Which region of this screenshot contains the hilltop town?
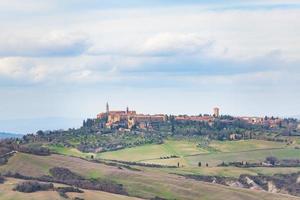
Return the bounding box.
[94,103,299,133]
[96,103,166,130]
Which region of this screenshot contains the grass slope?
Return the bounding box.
[48,145,95,158]
[98,139,207,162]
[1,153,300,200]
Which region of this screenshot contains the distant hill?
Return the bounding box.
[0,132,23,139]
[0,117,82,134]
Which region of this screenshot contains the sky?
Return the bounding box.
[0,0,300,133]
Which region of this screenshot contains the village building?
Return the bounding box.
[213,107,220,117]
[97,103,166,129]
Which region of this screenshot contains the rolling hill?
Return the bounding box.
[1,152,299,200]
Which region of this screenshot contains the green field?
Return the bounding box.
[185,147,300,167]
[95,139,299,167]
[47,144,96,158]
[98,139,207,162]
[208,140,287,152]
[96,139,208,166]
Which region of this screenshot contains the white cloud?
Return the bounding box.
[139,33,213,56]
[0,31,90,57]
[0,3,299,87]
[79,7,300,62]
[0,58,31,78]
[0,1,53,12]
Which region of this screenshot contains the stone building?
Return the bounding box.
[97,103,165,129]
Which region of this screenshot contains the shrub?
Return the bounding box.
[56,186,83,198]
[49,167,127,195]
[17,145,50,156]
[0,176,5,184]
[265,156,278,165]
[49,167,83,181]
[73,197,84,200]
[13,181,54,193]
[0,157,8,165]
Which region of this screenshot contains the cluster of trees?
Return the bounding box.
[0,139,50,158]
[0,139,15,155]
[21,128,163,153]
[0,157,8,165]
[265,157,300,167]
[17,145,50,156]
[4,167,127,195]
[13,180,84,199]
[0,176,5,184]
[218,157,300,168]
[49,167,127,195]
[159,155,179,159]
[107,159,177,168]
[13,181,54,193]
[56,186,83,198]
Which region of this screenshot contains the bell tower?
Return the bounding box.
[106,102,109,113]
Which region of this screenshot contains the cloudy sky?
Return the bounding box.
[0,0,300,133]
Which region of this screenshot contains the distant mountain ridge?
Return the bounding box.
[0,132,23,139]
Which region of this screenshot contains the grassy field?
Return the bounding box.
[185,147,300,167]
[208,140,287,152]
[47,144,95,158]
[98,139,207,162]
[1,153,300,200]
[96,139,299,167]
[0,178,141,200]
[141,148,300,168]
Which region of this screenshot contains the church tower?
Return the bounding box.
[126,106,129,114]
[106,102,109,113]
